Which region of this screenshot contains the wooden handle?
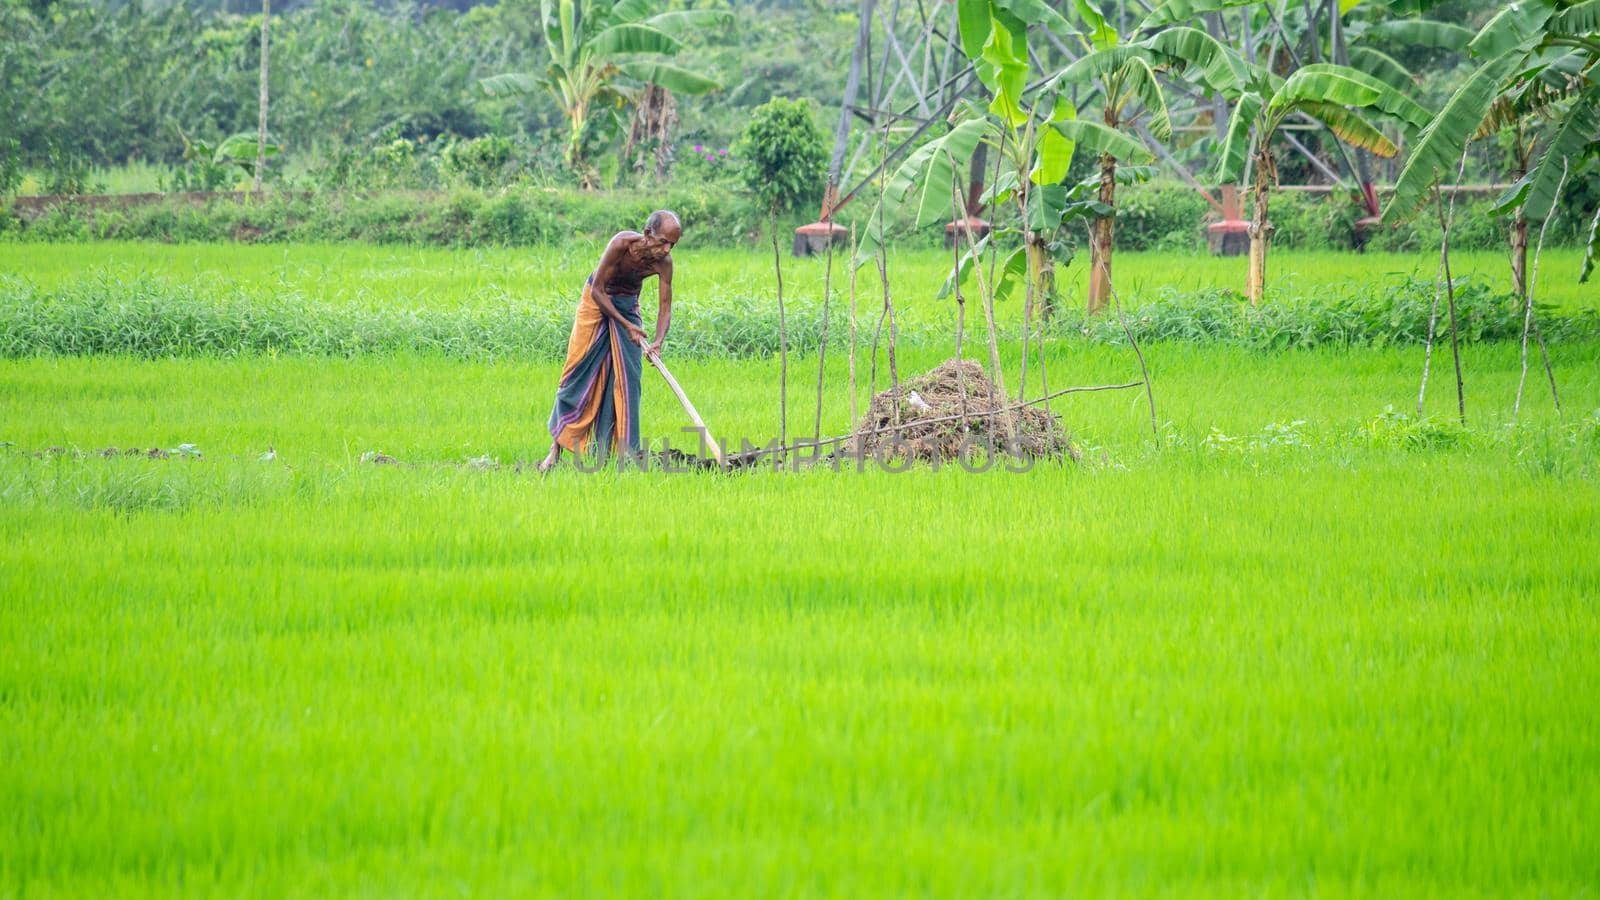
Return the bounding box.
[644,350,727,467]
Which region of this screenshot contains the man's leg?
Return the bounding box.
[537,443,563,472]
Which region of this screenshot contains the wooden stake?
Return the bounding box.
[1435,183,1466,424]
[254,0,269,193]
[952,146,1014,450]
[815,205,835,443]
[1014,105,1039,399]
[867,137,886,404]
[1418,152,1468,416]
[877,149,900,431]
[848,223,859,427]
[1516,157,1567,420]
[948,158,971,431]
[1092,231,1158,443]
[771,207,788,455]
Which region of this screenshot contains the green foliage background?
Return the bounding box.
[1,0,1593,254]
[0,0,854,185]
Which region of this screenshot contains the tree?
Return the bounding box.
[1217,62,1429,303]
[254,0,269,193]
[1385,0,1600,284]
[946,0,1152,319]
[623,83,677,181]
[480,0,727,188]
[738,97,828,215]
[1047,8,1233,313]
[740,97,828,450]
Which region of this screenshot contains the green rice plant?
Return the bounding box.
[1357,404,1470,450]
[6,243,1599,317]
[6,267,1597,362]
[0,317,1595,895]
[1053,276,1599,351]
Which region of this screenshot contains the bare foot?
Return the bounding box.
[536,446,561,473]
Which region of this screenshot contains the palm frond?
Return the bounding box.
[1360,19,1472,51]
[1272,63,1430,130]
[1347,47,1417,92]
[1520,95,1600,222]
[1299,102,1398,156]
[616,60,721,95]
[1468,0,1555,59]
[1215,91,1261,184]
[1383,51,1524,222]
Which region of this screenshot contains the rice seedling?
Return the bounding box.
[2,243,1597,896]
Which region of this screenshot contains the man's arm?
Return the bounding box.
[648,258,673,356]
[590,235,648,345]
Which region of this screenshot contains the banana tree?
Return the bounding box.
[480,0,726,187]
[1385,0,1600,284]
[1217,62,1429,303]
[857,98,1147,408]
[1140,0,1462,233]
[1474,51,1591,295]
[926,0,1157,317]
[1046,14,1237,313]
[1341,11,1470,219]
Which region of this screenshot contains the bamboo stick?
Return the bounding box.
[815,206,835,443]
[848,223,859,426]
[644,348,726,467]
[1515,157,1567,420]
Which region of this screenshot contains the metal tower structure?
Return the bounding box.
[795,0,1395,257]
[794,0,1000,255]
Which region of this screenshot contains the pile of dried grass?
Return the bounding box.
[845,359,1078,463]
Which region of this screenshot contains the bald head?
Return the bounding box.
[645,209,681,241]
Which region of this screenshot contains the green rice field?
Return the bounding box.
[2,242,1598,896]
[7,242,1596,317]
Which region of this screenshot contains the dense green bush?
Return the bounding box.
[738,98,828,215]
[675,142,740,189]
[0,0,545,170]
[440,135,519,189]
[1103,182,1588,254]
[1053,275,1598,350]
[2,186,776,247]
[5,269,1594,362]
[4,178,1591,255]
[0,274,856,361]
[1111,184,1212,251]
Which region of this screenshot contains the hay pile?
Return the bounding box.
[845,359,1078,463]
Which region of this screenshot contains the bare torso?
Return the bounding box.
[596,231,668,297]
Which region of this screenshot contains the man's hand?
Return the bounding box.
[625,322,648,347]
[646,338,663,358]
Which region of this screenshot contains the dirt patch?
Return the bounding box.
[845,359,1078,464]
[651,447,765,471]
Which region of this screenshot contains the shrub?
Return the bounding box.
[1050,275,1599,351]
[738,98,827,215]
[1112,184,1210,252]
[5,272,1596,362]
[440,135,518,189]
[676,142,739,188]
[0,139,24,198]
[40,145,102,196]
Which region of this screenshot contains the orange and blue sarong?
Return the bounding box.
[547,276,643,455]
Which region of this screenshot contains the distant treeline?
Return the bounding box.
[6,182,1590,253]
[1,0,852,176]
